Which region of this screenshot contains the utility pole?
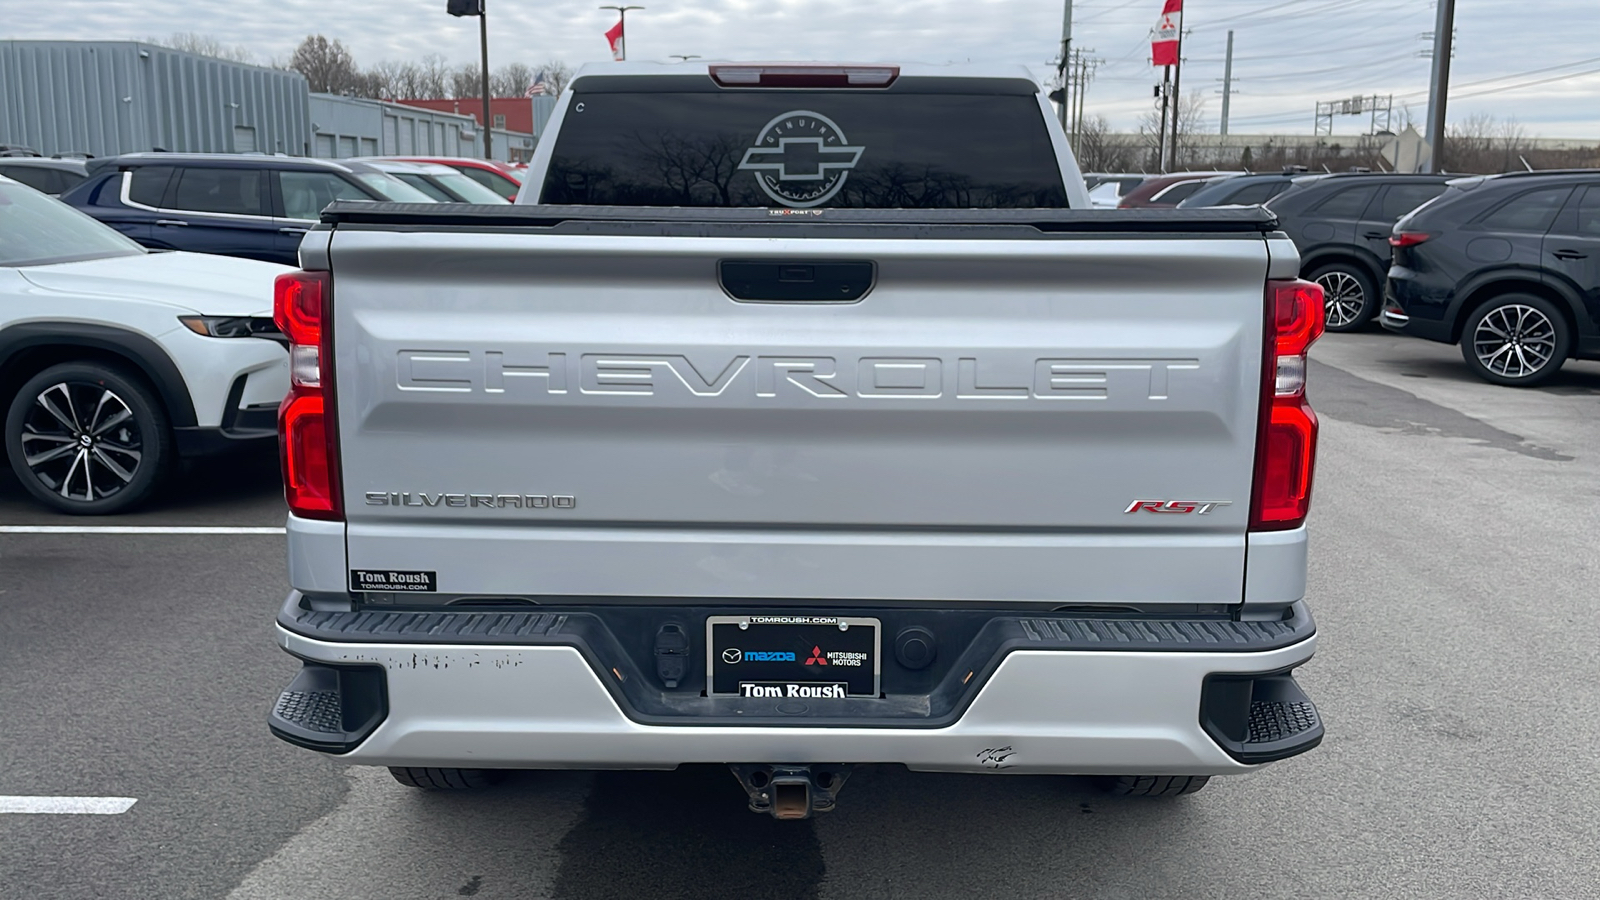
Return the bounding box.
[1056,0,1073,133]
[1424,0,1455,172]
[478,1,493,161]
[1156,71,1171,173]
[599,5,645,61]
[1074,53,1090,142]
[1220,30,1234,137]
[1167,14,1184,172]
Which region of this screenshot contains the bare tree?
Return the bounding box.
[536,60,576,96]
[414,54,453,99]
[145,32,254,63]
[289,35,362,94]
[492,63,535,98]
[1074,116,1139,173]
[450,63,482,101]
[1138,91,1208,170]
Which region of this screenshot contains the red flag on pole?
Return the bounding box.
[605,19,625,61]
[1151,0,1182,66]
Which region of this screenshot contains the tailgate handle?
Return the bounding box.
[719,260,875,303]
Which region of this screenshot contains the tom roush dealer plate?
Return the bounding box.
[707,615,881,699]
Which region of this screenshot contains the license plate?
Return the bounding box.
[707,615,880,698]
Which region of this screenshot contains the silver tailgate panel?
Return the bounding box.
[330,230,1268,605]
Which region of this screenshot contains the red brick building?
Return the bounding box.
[395,98,532,135]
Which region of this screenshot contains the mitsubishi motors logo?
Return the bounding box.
[738,110,865,208]
[804,646,829,666]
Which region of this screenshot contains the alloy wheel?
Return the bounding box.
[1316,271,1366,329]
[1472,304,1557,380]
[18,382,143,503]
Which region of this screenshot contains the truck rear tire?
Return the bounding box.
[388,767,503,790]
[1097,775,1210,796]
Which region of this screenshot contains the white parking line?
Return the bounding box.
[0,796,138,815]
[0,525,285,534]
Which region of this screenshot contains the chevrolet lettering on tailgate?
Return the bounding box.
[396,350,1201,401]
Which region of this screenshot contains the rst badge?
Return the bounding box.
[1125,500,1233,515]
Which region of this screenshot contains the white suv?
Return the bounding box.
[0,175,288,514]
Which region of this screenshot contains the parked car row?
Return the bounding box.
[1092,166,1600,386]
[57,153,519,267]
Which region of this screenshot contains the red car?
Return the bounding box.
[1118,171,1243,209]
[378,157,523,201]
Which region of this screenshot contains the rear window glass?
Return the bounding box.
[541,92,1068,209]
[0,166,55,193]
[1310,185,1377,219]
[170,167,267,216]
[1378,183,1447,221]
[1476,187,1572,233]
[1226,181,1286,206]
[128,165,175,206]
[1154,180,1206,204]
[1575,186,1600,237]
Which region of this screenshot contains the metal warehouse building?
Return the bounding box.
[308,94,534,162]
[310,94,478,159]
[1,41,311,157]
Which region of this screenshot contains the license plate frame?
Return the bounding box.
[706,615,881,699]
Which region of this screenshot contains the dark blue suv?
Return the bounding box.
[60,154,434,266]
[1384,170,1600,386]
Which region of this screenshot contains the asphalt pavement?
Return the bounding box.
[2,330,1598,900]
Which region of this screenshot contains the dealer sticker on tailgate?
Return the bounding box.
[349,569,437,592]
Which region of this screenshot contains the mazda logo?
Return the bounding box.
[721,648,742,664]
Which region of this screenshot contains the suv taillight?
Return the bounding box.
[1251,280,1325,531]
[274,271,342,520]
[1388,232,1430,247]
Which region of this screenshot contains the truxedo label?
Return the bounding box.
[396,351,1201,402]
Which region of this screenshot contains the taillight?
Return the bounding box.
[1388,232,1430,247]
[274,271,342,520]
[1251,280,1325,531]
[709,65,900,88]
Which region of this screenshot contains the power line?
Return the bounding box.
[1450,65,1600,100]
[1395,55,1600,98]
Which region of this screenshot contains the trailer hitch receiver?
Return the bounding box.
[729,764,854,820]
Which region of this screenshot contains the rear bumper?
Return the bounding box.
[1383,267,1454,343]
[271,603,1321,775]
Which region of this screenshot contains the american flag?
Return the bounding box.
[525,72,549,97]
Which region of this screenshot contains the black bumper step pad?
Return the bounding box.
[268,663,387,754]
[274,689,343,734]
[1201,673,1324,764]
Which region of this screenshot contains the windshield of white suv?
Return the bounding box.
[432,170,511,203]
[353,172,438,203]
[0,180,145,267]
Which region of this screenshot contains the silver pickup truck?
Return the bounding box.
[268,63,1327,817]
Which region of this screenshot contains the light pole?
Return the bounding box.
[600,6,645,61]
[446,0,493,161]
[478,3,492,161]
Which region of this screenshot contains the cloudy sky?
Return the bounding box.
[9,0,1599,138]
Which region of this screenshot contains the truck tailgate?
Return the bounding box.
[325,219,1270,606]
